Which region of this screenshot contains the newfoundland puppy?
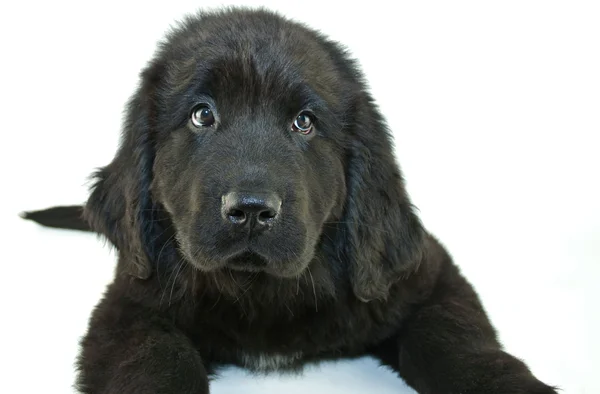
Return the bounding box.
[23,7,557,394]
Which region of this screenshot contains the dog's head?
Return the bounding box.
[85,8,425,302]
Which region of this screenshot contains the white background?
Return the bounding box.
[0,1,598,393]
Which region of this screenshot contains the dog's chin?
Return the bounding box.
[263,261,309,279]
[225,250,311,279]
[225,251,269,272]
[184,248,310,279]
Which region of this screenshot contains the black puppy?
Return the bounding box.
[23,8,557,394]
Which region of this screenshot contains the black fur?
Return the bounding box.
[24,8,558,394]
[21,205,89,232]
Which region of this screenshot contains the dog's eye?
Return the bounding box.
[191,105,215,128]
[292,112,314,134]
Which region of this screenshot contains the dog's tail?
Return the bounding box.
[20,205,92,232]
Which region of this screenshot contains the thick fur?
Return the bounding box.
[21,205,89,232]
[25,8,557,394]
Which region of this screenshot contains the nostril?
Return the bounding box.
[221,192,281,227]
[258,209,278,223]
[227,209,246,224]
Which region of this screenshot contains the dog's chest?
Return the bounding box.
[238,351,303,372]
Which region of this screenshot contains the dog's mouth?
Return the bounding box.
[225,250,269,272]
[179,223,314,277]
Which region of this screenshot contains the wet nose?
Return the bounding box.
[221,192,282,228]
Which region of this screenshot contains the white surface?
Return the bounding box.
[0,1,598,393]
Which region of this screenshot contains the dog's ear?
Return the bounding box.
[84,61,165,279]
[342,93,426,302]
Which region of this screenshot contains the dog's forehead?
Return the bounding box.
[162,13,343,107]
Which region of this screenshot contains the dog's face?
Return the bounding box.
[85,9,425,302]
[151,29,347,278]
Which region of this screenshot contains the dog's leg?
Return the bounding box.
[371,264,557,394]
[76,298,209,394]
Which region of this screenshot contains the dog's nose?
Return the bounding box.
[221,192,282,228]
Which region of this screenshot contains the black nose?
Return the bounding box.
[221,192,282,228]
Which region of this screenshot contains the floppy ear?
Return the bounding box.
[84,62,165,279]
[342,93,426,302]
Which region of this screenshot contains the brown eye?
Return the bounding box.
[191,105,215,128]
[292,112,314,134]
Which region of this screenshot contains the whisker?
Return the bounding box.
[168,259,186,306]
[160,257,183,307]
[229,270,248,317]
[155,229,176,289]
[235,272,259,302]
[307,266,318,312]
[208,291,222,312]
[323,221,395,236]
